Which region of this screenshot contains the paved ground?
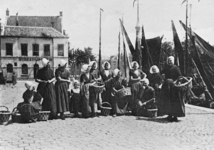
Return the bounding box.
[1,81,214,150]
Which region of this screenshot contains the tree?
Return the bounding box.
[68,47,96,67]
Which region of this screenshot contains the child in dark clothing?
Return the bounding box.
[70,80,81,117]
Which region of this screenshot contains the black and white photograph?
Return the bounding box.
[0,0,214,149]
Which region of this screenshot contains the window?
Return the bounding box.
[33,44,39,56]
[58,44,64,56]
[6,43,13,56]
[22,64,28,75]
[44,44,50,56]
[21,44,28,56]
[7,64,13,73]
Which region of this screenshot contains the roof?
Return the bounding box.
[3,26,67,38]
[6,16,62,33]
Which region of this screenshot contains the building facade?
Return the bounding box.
[0,9,69,79]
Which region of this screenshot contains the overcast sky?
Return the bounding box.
[0,0,213,56]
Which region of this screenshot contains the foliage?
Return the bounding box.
[69,47,96,66]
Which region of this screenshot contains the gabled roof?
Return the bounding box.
[4,26,67,38]
[6,16,62,33]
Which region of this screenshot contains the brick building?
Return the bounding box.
[0,9,69,79]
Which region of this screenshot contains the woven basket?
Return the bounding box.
[100,102,112,116]
[174,77,192,91]
[0,106,11,124]
[91,84,105,94]
[11,107,22,123]
[147,106,158,118]
[37,111,50,121]
[116,87,131,98]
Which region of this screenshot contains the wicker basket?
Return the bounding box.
[116,87,131,98]
[100,102,112,116]
[0,106,11,124]
[11,107,22,123]
[91,84,105,94]
[37,111,50,121]
[174,77,192,91]
[147,106,158,118]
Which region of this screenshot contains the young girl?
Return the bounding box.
[70,80,81,117]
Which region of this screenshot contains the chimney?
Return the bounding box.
[51,17,54,28]
[16,13,19,26]
[60,11,63,17]
[6,8,9,16]
[59,11,63,33]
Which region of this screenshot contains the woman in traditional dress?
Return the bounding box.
[89,61,103,117]
[129,61,146,86]
[80,64,95,118]
[17,81,43,123]
[159,56,184,122]
[55,59,70,120]
[129,61,146,115]
[100,61,112,103]
[148,65,163,97]
[110,69,129,117]
[36,58,57,119]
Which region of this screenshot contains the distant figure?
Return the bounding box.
[12,71,17,86]
[55,59,70,120]
[137,78,155,117]
[89,61,103,117]
[100,61,113,103]
[129,61,146,86]
[80,64,94,118]
[110,69,129,117]
[35,58,57,119]
[148,65,163,97]
[70,80,81,117]
[159,56,184,122]
[17,81,43,123]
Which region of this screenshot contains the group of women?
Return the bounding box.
[79,56,186,121]
[35,58,70,120]
[18,55,187,122]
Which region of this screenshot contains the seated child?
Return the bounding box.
[70,80,81,117]
[17,81,43,123]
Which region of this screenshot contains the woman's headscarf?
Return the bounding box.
[141,78,150,85]
[167,56,175,65]
[113,68,120,78]
[25,81,35,91]
[59,59,67,67]
[149,65,160,74]
[42,58,49,67]
[131,61,139,69]
[81,64,90,73]
[89,61,97,69]
[102,61,111,70]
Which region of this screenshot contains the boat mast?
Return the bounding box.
[185,0,188,76]
[99,8,103,71]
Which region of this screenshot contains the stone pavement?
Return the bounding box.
[1,82,214,150]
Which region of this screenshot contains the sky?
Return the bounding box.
[0,0,214,57]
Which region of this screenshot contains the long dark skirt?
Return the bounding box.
[110,95,130,115]
[55,82,69,113]
[158,79,185,117]
[37,83,57,113]
[131,81,144,115]
[80,84,91,117]
[70,93,81,115]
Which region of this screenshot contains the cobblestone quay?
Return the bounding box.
[1,82,214,150]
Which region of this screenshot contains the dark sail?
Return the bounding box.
[119,19,135,57]
[180,20,214,98]
[171,20,185,75]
